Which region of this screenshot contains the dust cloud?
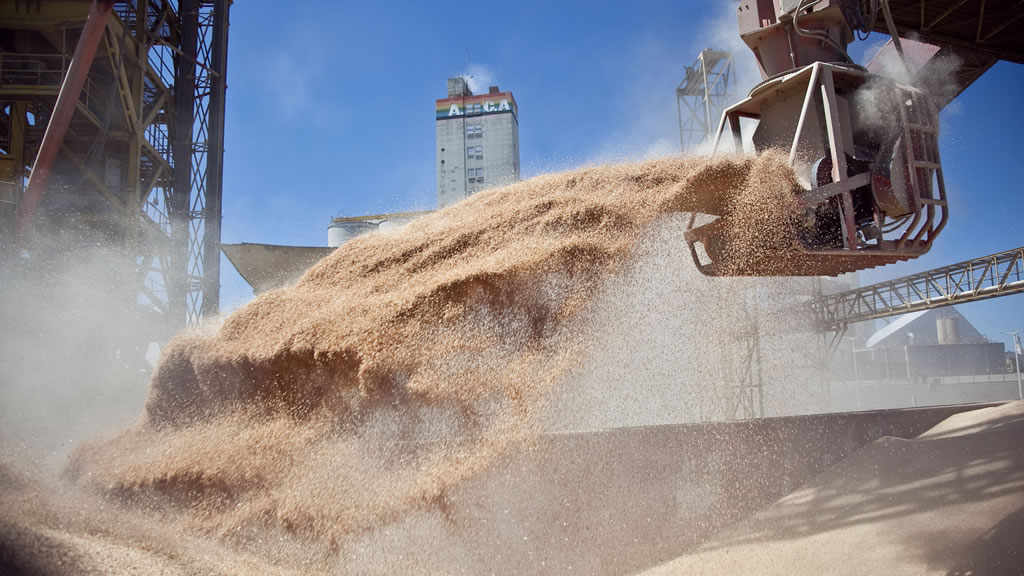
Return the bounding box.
[0,237,152,475]
[1,152,815,574]
[548,215,823,431]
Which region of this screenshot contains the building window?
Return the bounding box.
[468,167,484,183]
[466,124,482,138]
[466,145,482,160]
[465,103,482,115]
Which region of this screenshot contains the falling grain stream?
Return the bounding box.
[1,152,809,574]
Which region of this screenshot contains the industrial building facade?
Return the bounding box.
[436,78,519,208]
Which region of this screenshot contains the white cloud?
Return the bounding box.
[257,34,341,127]
[642,137,677,159]
[463,64,495,94]
[266,51,312,114]
[695,3,765,99]
[576,2,769,166]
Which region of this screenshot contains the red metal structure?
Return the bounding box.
[2,0,230,332]
[14,0,115,249]
[1,0,231,374]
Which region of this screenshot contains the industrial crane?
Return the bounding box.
[686,0,1021,277]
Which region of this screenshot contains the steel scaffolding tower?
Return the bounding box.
[0,0,229,368]
[676,49,734,153]
[697,285,766,421]
[177,0,229,323]
[725,318,765,421]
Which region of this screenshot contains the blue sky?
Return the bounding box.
[218,0,1024,346]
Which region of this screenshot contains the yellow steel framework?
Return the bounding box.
[0,0,229,369]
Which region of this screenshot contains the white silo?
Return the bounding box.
[327,220,378,247]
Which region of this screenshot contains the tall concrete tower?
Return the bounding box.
[436,77,520,208]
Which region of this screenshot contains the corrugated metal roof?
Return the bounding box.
[866,310,928,348]
[877,0,1024,64]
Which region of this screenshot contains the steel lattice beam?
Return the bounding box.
[676,49,734,153]
[811,247,1024,331]
[1,0,228,353]
[175,0,228,326]
[1,1,186,356]
[865,0,1024,65]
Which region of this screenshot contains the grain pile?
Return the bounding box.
[1,151,801,573]
[640,401,1024,576]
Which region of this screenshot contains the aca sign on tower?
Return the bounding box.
[436,97,516,119]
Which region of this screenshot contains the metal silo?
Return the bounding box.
[327,220,378,247]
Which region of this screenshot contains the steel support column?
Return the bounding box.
[15,0,115,248]
[201,0,229,317]
[171,0,198,329]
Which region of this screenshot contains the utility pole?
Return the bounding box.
[1001,330,1023,400]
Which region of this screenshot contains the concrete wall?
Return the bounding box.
[436,106,518,208]
[435,114,465,208]
[339,403,995,575]
[829,374,1021,412]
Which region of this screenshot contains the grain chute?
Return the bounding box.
[686,0,948,276]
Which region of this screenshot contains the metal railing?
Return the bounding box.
[0,53,109,123]
[0,53,68,86]
[832,372,1021,386]
[811,246,1024,331]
